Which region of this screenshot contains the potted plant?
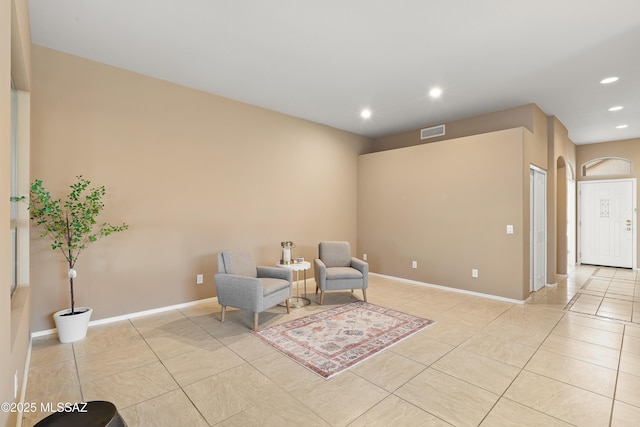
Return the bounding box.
[12,176,128,343]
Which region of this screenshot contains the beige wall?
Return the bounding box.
[522,105,550,287]
[369,103,540,154]
[576,138,640,268]
[3,1,31,426]
[548,117,577,278]
[359,104,552,300]
[30,46,371,332]
[358,128,528,300]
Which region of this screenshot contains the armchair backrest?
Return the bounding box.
[218,249,258,278]
[318,241,352,268]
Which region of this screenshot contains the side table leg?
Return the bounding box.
[284,266,310,309]
[303,269,307,297]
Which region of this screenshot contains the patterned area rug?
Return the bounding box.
[252,301,435,379]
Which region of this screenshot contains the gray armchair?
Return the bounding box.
[215,249,293,330]
[314,241,368,305]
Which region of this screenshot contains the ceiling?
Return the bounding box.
[28,0,640,144]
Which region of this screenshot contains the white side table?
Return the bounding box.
[277,261,311,308]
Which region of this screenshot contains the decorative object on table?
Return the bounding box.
[252,301,435,379]
[11,176,128,343]
[215,249,293,331]
[295,256,304,263]
[314,241,368,305]
[280,240,296,264]
[276,260,311,308]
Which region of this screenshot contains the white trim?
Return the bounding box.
[31,297,219,338]
[530,166,547,292]
[530,164,547,174]
[370,273,527,304]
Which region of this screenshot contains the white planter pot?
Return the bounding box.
[53,307,93,343]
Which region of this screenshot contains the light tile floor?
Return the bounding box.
[565,267,640,323]
[22,265,640,426]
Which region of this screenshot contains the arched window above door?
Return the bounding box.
[581,157,631,177]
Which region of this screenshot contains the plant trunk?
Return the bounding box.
[66,211,76,314]
[68,257,75,315]
[69,275,75,315]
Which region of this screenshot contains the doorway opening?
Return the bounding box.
[530,166,547,292]
[557,158,568,275]
[566,165,576,273]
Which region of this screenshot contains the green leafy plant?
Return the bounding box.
[11,176,128,314]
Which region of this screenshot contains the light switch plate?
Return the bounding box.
[506,225,514,234]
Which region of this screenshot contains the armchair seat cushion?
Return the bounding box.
[261,278,291,296]
[326,267,363,280]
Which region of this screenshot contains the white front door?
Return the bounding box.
[579,179,635,268]
[530,167,546,292]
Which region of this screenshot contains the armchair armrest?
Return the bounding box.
[350,257,369,288]
[350,257,368,274]
[257,266,293,283]
[314,258,327,285]
[214,273,263,310]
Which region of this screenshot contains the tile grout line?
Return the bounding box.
[122,315,213,425]
[565,269,639,325]
[608,324,626,427]
[476,308,570,426]
[71,342,84,403]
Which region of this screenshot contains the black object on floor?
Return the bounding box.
[33,401,126,427]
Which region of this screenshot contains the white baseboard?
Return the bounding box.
[370,273,527,305]
[31,297,219,338]
[32,272,531,338]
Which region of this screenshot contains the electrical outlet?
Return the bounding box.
[412,260,418,269]
[506,224,514,234]
[363,253,367,261]
[472,269,479,278]
[196,274,203,285]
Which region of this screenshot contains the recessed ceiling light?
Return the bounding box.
[600,77,619,84]
[360,109,372,119]
[616,124,628,129]
[608,106,624,111]
[429,87,442,98]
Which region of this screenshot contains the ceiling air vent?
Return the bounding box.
[420,124,445,140]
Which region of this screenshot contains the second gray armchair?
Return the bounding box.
[314,241,368,305]
[215,249,293,330]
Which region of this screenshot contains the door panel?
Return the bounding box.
[579,180,633,268]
